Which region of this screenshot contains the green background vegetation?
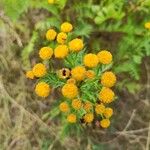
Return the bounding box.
[0,0,150,149]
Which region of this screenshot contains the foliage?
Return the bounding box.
[5,0,147,93]
[0,0,150,149]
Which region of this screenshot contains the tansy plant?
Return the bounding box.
[26,21,117,136]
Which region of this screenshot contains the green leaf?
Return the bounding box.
[40,72,65,88]
[2,0,29,21]
[21,31,38,69]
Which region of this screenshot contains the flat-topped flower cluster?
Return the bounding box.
[26,22,117,129]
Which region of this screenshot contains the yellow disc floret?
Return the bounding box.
[97,50,112,64]
[69,38,84,52]
[48,0,55,4]
[26,70,34,79]
[83,53,99,68]
[54,45,69,58]
[100,119,110,128]
[32,63,46,77]
[71,66,86,81]
[86,70,95,79]
[59,102,69,112]
[57,32,67,44]
[35,82,50,97]
[67,114,76,123]
[39,47,53,60]
[72,99,82,110]
[104,108,113,118]
[84,113,94,123]
[95,103,105,114]
[62,83,78,99]
[99,87,115,104]
[46,29,57,41]
[61,22,73,33]
[67,78,76,84]
[101,71,116,88]
[145,22,150,29]
[83,101,92,112]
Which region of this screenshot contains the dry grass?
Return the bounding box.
[0,10,150,150]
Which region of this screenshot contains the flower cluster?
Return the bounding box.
[26,21,117,129]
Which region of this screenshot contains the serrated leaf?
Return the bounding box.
[40,72,65,88]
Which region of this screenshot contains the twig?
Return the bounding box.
[146,122,150,150]
[0,11,22,47]
[0,76,57,137]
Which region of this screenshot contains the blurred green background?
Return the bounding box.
[0,0,150,149]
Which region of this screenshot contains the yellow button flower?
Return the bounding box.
[72,99,82,110]
[59,102,69,112]
[46,29,57,41]
[67,114,76,123]
[48,0,55,4]
[83,101,92,112]
[26,70,34,79]
[39,47,53,60]
[69,38,84,52]
[95,103,105,114]
[85,70,95,79]
[104,108,113,118]
[57,32,67,44]
[61,22,73,33]
[97,50,112,64]
[67,78,76,84]
[32,63,46,77]
[101,71,116,88]
[57,68,70,79]
[62,83,78,99]
[100,119,110,128]
[54,45,69,58]
[83,53,99,68]
[71,66,86,81]
[99,87,115,104]
[145,22,150,29]
[35,82,50,97]
[84,113,94,123]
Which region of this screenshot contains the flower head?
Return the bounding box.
[83,101,92,112]
[99,87,114,103]
[67,114,76,123]
[57,32,67,44]
[67,78,76,84]
[84,113,94,123]
[48,0,55,4]
[100,119,110,128]
[97,50,112,64]
[95,103,105,114]
[101,71,116,88]
[104,108,113,118]
[69,38,84,52]
[71,66,86,81]
[83,53,99,68]
[145,22,150,29]
[46,29,57,41]
[57,68,70,79]
[35,82,50,97]
[72,99,82,110]
[86,70,95,79]
[61,22,73,33]
[32,63,46,77]
[54,45,68,58]
[59,102,69,112]
[62,83,78,99]
[39,47,53,60]
[26,70,34,79]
